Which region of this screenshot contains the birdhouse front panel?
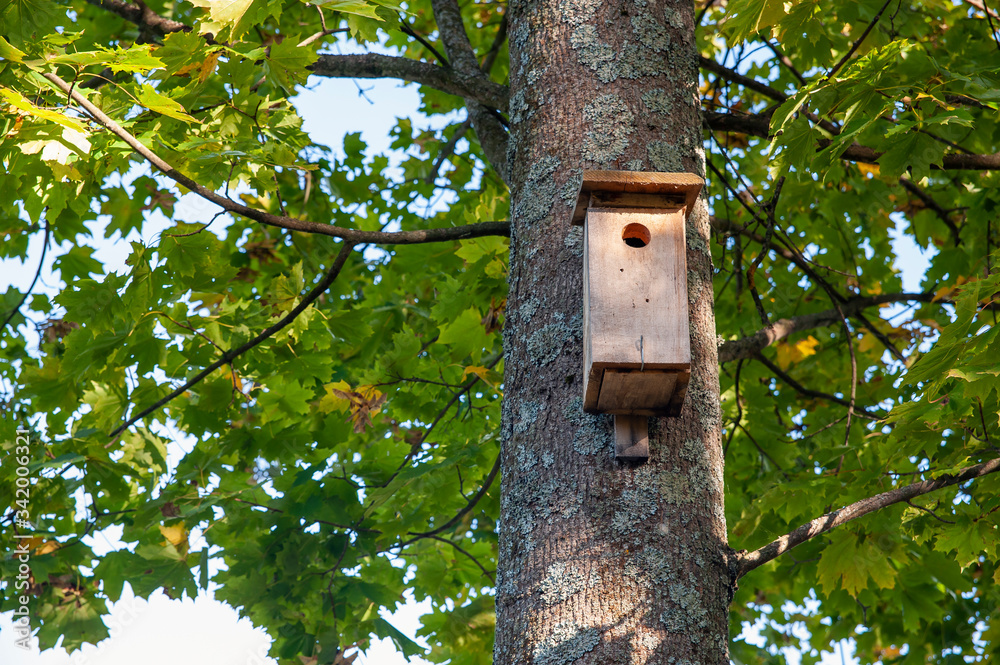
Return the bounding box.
[582,202,691,416]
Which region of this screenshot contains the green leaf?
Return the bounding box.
[817,531,897,595]
[373,617,426,658]
[313,0,383,19]
[199,548,210,589]
[877,131,945,180]
[47,45,164,72]
[136,84,199,123]
[263,37,318,94]
[721,0,788,45]
[437,307,489,359]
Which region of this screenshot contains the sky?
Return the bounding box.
[0,28,939,665]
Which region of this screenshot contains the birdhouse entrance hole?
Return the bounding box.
[572,170,705,462]
[622,223,650,248]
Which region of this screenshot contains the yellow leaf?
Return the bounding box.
[159,523,188,548]
[459,364,502,392]
[776,335,820,370]
[357,384,384,403]
[858,333,878,354]
[797,335,821,356]
[175,61,201,77]
[36,540,59,555]
[462,365,490,381]
[318,380,352,413]
[858,162,880,178]
[0,87,88,133]
[17,537,60,555]
[198,51,221,84]
[932,276,966,302]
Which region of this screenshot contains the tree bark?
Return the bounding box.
[495,0,731,662]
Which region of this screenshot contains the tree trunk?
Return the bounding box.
[495,0,731,662]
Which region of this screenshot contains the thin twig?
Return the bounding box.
[0,221,50,333]
[480,12,508,73]
[718,291,935,363]
[424,535,494,582]
[400,20,449,66]
[723,359,745,456]
[825,0,897,80]
[904,499,956,524]
[754,353,880,420]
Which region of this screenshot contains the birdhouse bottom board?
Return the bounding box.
[593,368,690,416]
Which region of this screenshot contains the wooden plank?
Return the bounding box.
[596,369,677,415]
[614,414,649,461]
[571,170,704,224]
[582,207,690,393]
[582,170,704,194]
[590,192,686,210]
[582,222,599,408]
[665,370,691,417]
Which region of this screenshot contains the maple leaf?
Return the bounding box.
[775,335,821,370]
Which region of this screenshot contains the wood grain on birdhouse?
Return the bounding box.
[582,203,691,415]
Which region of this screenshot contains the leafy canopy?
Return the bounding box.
[1,0,1000,663]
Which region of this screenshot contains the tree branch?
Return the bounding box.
[43,73,510,245]
[402,453,501,545]
[718,292,935,363]
[467,104,511,184]
[703,110,772,137]
[818,139,1000,171]
[311,54,509,113]
[427,0,510,184]
[966,0,1000,19]
[430,0,481,74]
[735,457,1000,578]
[84,0,190,35]
[699,56,788,102]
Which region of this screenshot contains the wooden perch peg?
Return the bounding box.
[574,170,704,461]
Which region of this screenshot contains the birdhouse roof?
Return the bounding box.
[571,170,704,225]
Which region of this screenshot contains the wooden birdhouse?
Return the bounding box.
[572,170,704,461]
